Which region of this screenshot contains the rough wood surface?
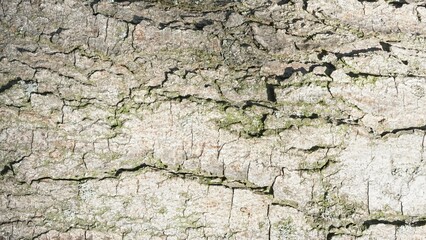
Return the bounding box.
[1,0,426,239]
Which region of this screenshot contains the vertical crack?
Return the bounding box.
[246,161,251,181]
[302,0,308,11]
[267,204,272,240]
[130,24,136,50]
[367,180,370,215]
[394,226,398,240]
[421,132,425,162]
[89,0,100,15]
[416,6,423,22]
[228,188,234,229]
[105,18,110,55]
[393,77,399,96]
[81,152,88,170]
[136,179,140,194]
[266,84,277,102]
[326,80,334,98]
[190,124,194,157]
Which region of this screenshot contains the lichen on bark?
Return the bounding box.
[1,0,426,239]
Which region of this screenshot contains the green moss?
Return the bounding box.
[369,207,407,221]
[158,0,224,11]
[200,177,224,185]
[155,48,221,69]
[153,158,168,169]
[192,49,222,68]
[298,158,331,172]
[308,190,366,235]
[179,192,190,198]
[158,207,168,214]
[273,199,300,209]
[352,75,380,86]
[275,217,296,238]
[106,115,124,129]
[218,107,265,137]
[117,104,132,114]
[98,151,122,161]
[278,73,331,89]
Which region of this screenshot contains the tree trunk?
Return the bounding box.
[1,0,426,239]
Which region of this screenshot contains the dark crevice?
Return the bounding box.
[157,93,193,102]
[49,27,67,42]
[89,0,101,14]
[304,31,335,42]
[0,165,12,175]
[114,163,148,176]
[308,64,323,72]
[302,0,308,11]
[334,118,359,126]
[363,218,426,228]
[326,232,336,240]
[266,84,277,102]
[277,0,291,5]
[388,0,408,8]
[346,72,382,78]
[335,47,382,59]
[323,62,336,76]
[241,100,277,111]
[276,66,308,81]
[289,113,319,119]
[130,15,152,24]
[317,49,328,60]
[288,145,336,155]
[0,77,21,93]
[16,47,37,53]
[30,176,97,184]
[379,41,392,52]
[194,19,214,30]
[31,91,55,96]
[158,21,179,30]
[162,67,179,86]
[303,145,331,152]
[345,71,426,79]
[412,220,426,227]
[380,125,426,137]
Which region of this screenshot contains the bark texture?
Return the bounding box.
[1,0,426,239]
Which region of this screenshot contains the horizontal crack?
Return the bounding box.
[30,176,98,184]
[363,217,426,228]
[27,162,272,195]
[0,77,24,93]
[380,125,426,137]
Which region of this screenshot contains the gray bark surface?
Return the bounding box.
[1,0,426,239]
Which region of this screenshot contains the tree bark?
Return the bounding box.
[1,0,426,239]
